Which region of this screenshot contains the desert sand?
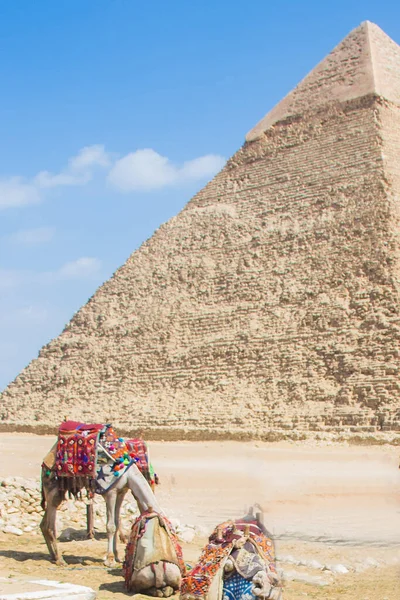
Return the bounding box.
[0,433,399,599]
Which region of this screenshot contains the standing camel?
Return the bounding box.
[40,422,162,568]
[40,460,162,567]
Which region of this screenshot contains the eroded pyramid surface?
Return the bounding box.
[2,22,400,437]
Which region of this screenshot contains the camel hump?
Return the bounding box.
[42,442,57,470]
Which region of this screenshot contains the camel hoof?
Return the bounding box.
[54,557,67,567]
[148,588,164,597]
[104,555,117,568]
[163,586,174,597]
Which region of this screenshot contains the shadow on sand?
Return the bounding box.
[99,580,127,594]
[58,527,107,542]
[0,549,104,565]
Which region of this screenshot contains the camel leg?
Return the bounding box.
[104,488,118,567]
[113,489,128,562]
[40,483,66,565]
[86,501,94,539]
[113,489,127,561]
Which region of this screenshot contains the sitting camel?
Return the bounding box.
[40,422,162,568]
[124,510,185,597]
[180,508,282,600]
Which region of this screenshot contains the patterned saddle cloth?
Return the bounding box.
[51,422,155,494]
[222,572,255,600]
[55,421,104,477]
[124,509,186,592]
[180,520,277,600]
[126,438,156,486]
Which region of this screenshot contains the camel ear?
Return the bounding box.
[256,511,264,525]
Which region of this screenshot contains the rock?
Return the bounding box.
[283,569,331,587]
[18,491,31,502]
[3,525,23,536]
[301,559,324,570]
[178,528,195,543]
[170,518,181,531]
[0,578,96,599]
[194,525,209,537]
[277,554,300,566]
[326,564,349,574]
[124,504,139,515]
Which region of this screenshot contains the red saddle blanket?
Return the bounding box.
[126,438,151,481]
[54,422,153,481]
[55,422,103,477]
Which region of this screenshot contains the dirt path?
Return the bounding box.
[0,434,399,598]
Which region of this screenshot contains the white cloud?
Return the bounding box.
[108,149,176,191]
[34,144,110,189]
[33,170,90,189]
[0,177,41,209]
[69,145,111,170]
[107,149,225,192]
[181,154,226,179]
[1,144,225,208]
[57,257,102,280]
[8,227,55,245]
[0,257,102,289]
[0,145,111,210]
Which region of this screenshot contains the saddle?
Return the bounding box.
[55,421,104,477]
[43,421,154,493]
[180,520,277,600]
[126,438,155,486]
[124,510,185,592]
[59,420,104,433]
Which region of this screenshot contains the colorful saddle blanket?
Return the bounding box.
[53,422,155,493]
[126,438,158,486]
[180,520,277,600]
[124,509,185,592]
[222,572,255,600]
[55,421,103,477]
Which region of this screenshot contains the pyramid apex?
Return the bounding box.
[247,22,400,141]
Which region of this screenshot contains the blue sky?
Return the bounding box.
[1,0,399,391]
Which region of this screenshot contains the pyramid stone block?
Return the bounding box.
[2,22,400,437]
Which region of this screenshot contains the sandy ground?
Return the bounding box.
[0,433,400,599]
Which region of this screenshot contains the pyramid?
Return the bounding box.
[2,22,400,438]
[247,21,400,140]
